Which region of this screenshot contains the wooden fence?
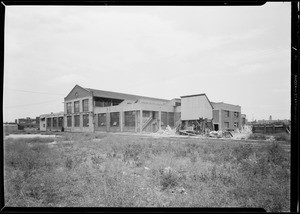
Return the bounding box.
[252,123,290,134]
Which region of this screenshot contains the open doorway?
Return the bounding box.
[214,124,219,131]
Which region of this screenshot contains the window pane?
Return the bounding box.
[110,112,119,126]
[168,112,174,127]
[53,117,57,128]
[125,111,135,126]
[83,99,89,112]
[74,115,80,127]
[67,116,72,127]
[98,113,106,126]
[67,103,72,114]
[161,112,167,126]
[83,114,89,127]
[74,101,80,113]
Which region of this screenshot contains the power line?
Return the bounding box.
[4,99,63,109]
[4,88,65,96]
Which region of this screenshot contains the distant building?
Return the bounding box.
[3,122,18,133]
[211,102,242,131]
[16,117,39,130]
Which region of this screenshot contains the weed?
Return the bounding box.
[232,144,253,162]
[266,142,286,165]
[123,143,143,161]
[159,169,179,190]
[273,133,290,142]
[189,154,197,164]
[65,157,73,170]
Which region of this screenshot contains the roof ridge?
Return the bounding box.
[85,87,170,102]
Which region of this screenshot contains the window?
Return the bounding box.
[110,112,119,126]
[74,101,80,113]
[224,122,229,129]
[224,110,230,117]
[67,116,72,127]
[47,118,51,127]
[234,112,239,117]
[125,111,135,126]
[234,122,238,128]
[143,111,151,118]
[58,117,63,127]
[168,112,175,127]
[74,115,80,127]
[82,99,89,112]
[53,117,57,128]
[98,113,106,126]
[161,112,167,126]
[67,102,72,114]
[83,114,89,127]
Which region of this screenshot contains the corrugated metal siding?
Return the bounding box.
[181,96,213,120]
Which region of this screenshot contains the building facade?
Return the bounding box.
[63,85,181,133]
[211,102,242,131]
[39,85,244,133]
[40,112,64,132]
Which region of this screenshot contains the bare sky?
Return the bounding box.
[3,3,291,122]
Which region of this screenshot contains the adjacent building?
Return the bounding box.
[40,112,64,132]
[211,102,242,131]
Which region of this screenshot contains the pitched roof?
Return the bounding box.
[84,87,170,103]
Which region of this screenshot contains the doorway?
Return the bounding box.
[214,124,219,131]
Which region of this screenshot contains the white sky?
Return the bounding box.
[3,3,291,122]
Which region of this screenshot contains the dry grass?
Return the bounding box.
[4,131,290,211]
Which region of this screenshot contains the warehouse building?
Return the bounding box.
[63,85,181,133]
[39,85,243,133]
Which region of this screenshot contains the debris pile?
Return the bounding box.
[177,117,213,136]
[209,130,233,138]
[154,125,177,136]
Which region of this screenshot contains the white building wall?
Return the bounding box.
[181,95,213,120]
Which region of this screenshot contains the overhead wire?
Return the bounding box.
[4,99,63,109]
[4,88,65,96]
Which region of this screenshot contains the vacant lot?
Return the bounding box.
[4,131,290,211]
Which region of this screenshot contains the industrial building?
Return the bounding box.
[211,102,242,131]
[40,85,244,133]
[40,112,64,132]
[16,117,40,130]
